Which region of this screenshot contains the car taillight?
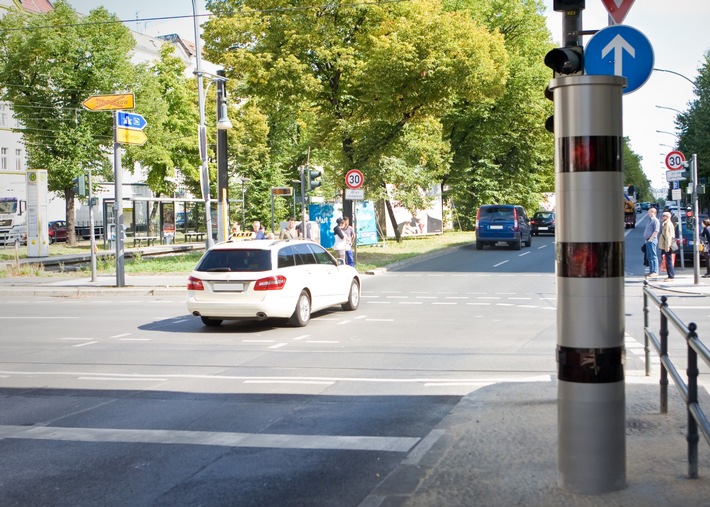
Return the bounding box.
[254,275,287,291]
[513,208,519,231]
[475,209,480,229]
[187,276,204,291]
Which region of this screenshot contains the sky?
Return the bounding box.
[67,0,710,190]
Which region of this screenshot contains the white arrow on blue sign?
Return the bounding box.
[117,111,147,130]
[584,25,654,94]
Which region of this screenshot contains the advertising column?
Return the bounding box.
[26,169,49,257]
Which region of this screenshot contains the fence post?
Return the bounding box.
[660,295,669,414]
[643,281,651,376]
[687,322,699,479]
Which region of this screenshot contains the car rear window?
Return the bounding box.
[480,207,514,220]
[196,249,271,272]
[534,212,553,219]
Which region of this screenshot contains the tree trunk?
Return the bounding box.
[65,188,77,247]
[382,182,402,243]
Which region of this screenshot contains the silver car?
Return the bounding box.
[186,239,361,327]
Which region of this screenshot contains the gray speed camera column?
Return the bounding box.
[550,75,627,494]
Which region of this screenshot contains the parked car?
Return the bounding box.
[48,220,68,244]
[186,239,361,327]
[530,211,555,236]
[475,204,532,250]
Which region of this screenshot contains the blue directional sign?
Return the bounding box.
[117,111,147,130]
[585,25,654,94]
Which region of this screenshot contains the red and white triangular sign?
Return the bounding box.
[601,0,636,25]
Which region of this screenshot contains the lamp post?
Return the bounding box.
[192,0,213,249]
[656,130,677,137]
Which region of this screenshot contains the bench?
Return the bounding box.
[133,236,159,248]
[185,231,205,243]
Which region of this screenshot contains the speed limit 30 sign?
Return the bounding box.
[345,169,364,189]
[665,150,686,171]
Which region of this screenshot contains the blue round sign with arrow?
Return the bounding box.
[585,25,654,94]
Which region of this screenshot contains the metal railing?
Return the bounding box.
[643,281,710,478]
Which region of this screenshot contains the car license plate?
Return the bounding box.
[539,226,548,230]
[490,225,503,230]
[213,282,245,292]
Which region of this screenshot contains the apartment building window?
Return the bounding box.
[1,148,7,170]
[15,149,22,171]
[0,103,6,128]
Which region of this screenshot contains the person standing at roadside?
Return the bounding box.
[279,217,300,239]
[658,211,676,281]
[701,218,710,278]
[342,216,355,267]
[332,218,347,263]
[643,207,660,278]
[252,220,265,239]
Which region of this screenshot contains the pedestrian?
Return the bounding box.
[342,216,355,267]
[643,207,660,278]
[332,218,348,263]
[658,211,676,281]
[228,222,241,240]
[701,218,710,278]
[279,217,300,240]
[252,220,265,239]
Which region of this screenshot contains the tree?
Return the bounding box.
[203,0,508,237]
[677,51,710,212]
[623,137,652,202]
[442,0,555,229]
[0,1,137,245]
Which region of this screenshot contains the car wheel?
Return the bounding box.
[513,237,522,250]
[476,241,483,250]
[525,234,532,248]
[289,290,311,327]
[49,236,55,245]
[201,316,223,327]
[342,279,360,311]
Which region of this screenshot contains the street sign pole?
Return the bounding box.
[692,154,700,284]
[550,74,627,494]
[113,111,125,287]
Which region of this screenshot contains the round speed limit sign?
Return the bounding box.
[665,150,686,171]
[345,169,364,189]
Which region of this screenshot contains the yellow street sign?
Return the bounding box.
[82,93,135,111]
[116,127,147,146]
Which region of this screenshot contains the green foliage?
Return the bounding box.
[677,52,710,211]
[0,1,136,193]
[623,137,652,201]
[204,0,509,224]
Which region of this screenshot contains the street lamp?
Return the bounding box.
[656,130,677,137]
[192,0,213,249]
[655,105,683,115]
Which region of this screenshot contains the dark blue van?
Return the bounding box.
[475,204,532,250]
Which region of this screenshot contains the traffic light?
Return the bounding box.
[307,168,322,192]
[72,174,86,197]
[686,209,695,230]
[553,0,585,11]
[544,46,584,76]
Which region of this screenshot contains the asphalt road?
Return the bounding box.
[1,226,708,506]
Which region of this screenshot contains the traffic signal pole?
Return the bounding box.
[550,74,627,494]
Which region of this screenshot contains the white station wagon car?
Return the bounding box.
[186,239,361,327]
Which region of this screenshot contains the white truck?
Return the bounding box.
[0,171,27,246]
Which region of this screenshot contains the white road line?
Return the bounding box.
[366,301,391,304]
[337,320,351,325]
[78,376,167,382]
[0,425,419,453]
[72,341,99,348]
[0,316,76,319]
[386,296,408,299]
[306,340,339,344]
[111,333,132,339]
[519,251,531,256]
[269,343,288,349]
[243,339,274,343]
[399,302,423,305]
[432,302,457,305]
[466,302,491,306]
[493,261,509,267]
[416,296,437,299]
[59,338,92,341]
[292,335,309,341]
[118,338,150,342]
[445,297,469,300]
[354,315,367,320]
[244,380,334,385]
[402,429,445,466]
